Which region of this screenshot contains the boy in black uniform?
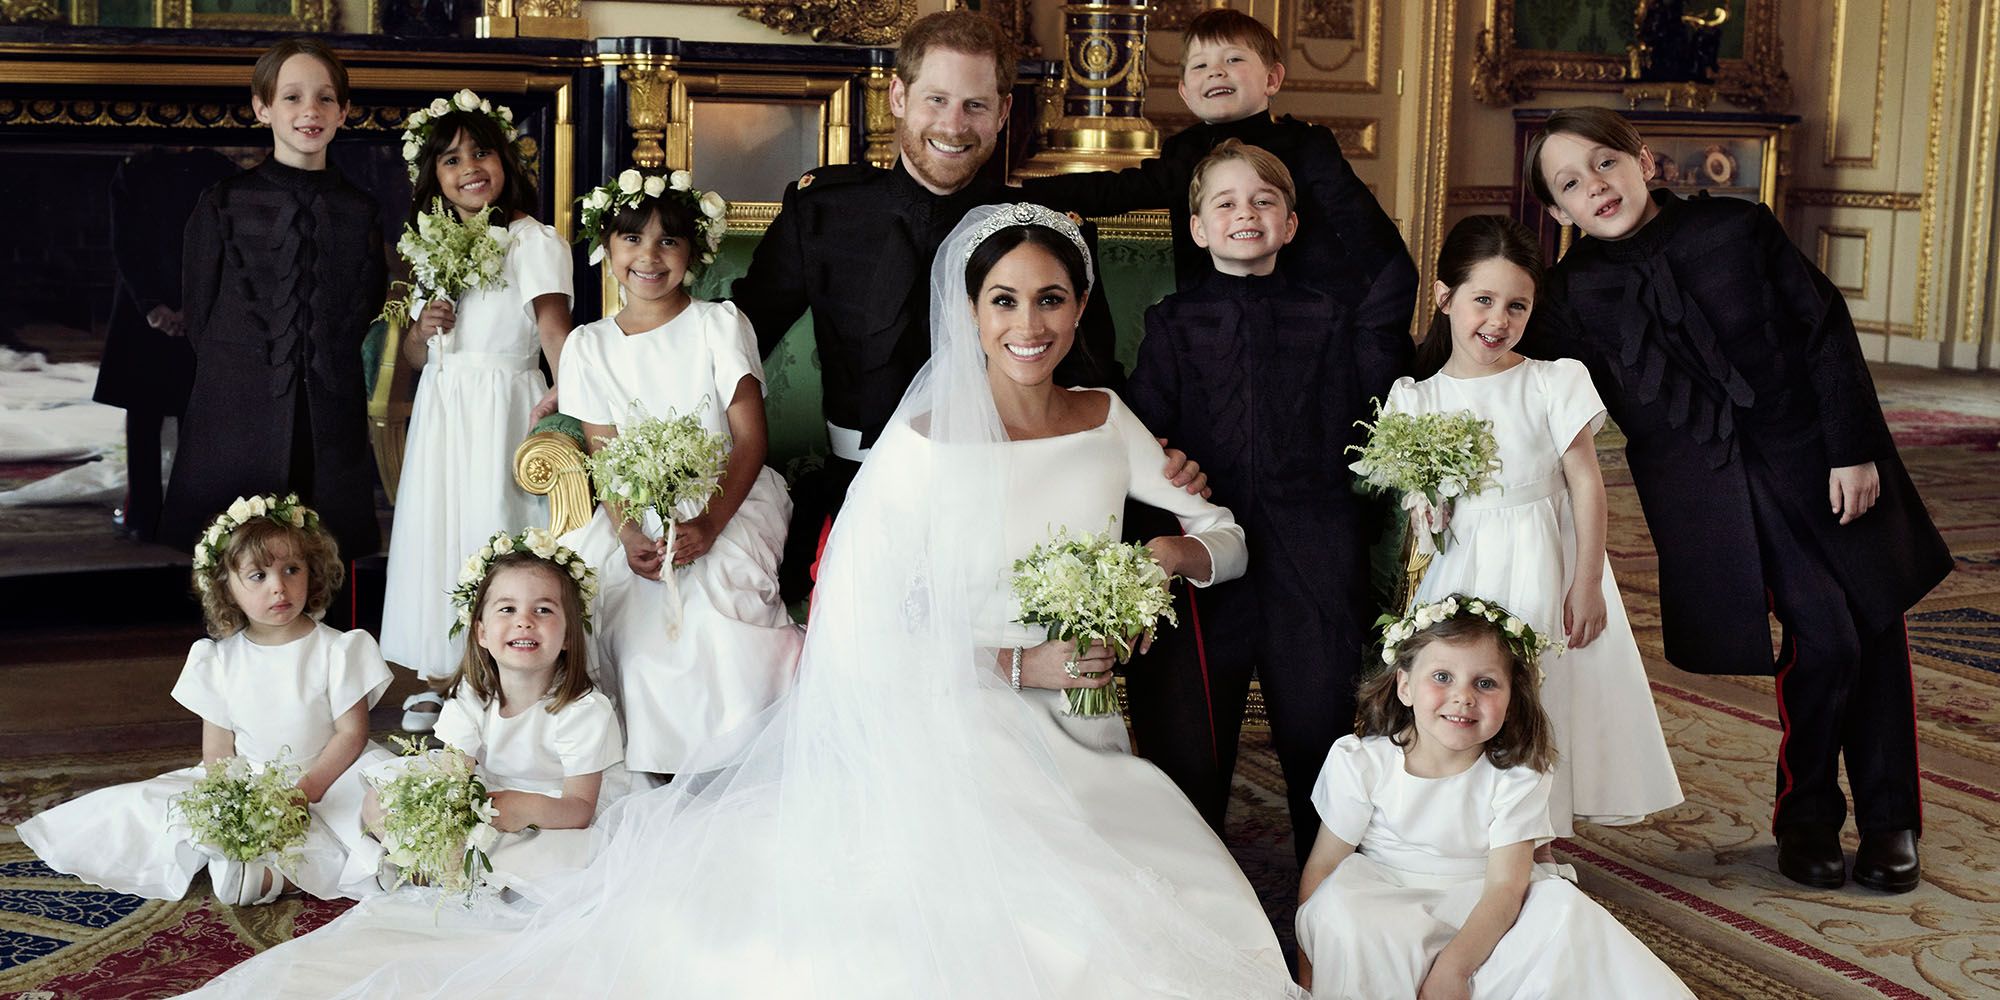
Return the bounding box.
[1526,107,1952,893]
[1125,141,1409,861]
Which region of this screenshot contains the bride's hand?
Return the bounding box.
[1018,640,1116,691]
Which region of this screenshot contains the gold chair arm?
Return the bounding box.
[515,431,595,537]
[367,316,416,504]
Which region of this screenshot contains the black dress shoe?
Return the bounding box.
[1853,829,1920,893]
[1775,824,1845,889]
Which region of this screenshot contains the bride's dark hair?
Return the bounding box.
[964,224,1091,299]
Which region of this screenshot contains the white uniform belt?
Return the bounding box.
[1452,472,1566,512]
[827,422,870,463]
[429,347,540,374]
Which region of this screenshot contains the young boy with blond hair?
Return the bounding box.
[1023,8,1415,339]
[1121,140,1410,861]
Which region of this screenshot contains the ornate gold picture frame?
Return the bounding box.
[1472,0,1791,111]
[161,0,335,32]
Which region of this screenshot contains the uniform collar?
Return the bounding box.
[258,156,340,192]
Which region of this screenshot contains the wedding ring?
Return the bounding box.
[1063,657,1081,680]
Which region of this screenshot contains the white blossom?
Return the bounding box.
[617,169,643,194]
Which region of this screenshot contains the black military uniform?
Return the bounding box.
[1536,190,1951,843]
[1123,269,1409,861]
[160,158,386,566]
[731,161,1120,599]
[95,148,238,541]
[1020,110,1417,344]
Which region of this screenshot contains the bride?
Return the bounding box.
[186,204,1303,999]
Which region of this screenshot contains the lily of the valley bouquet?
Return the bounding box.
[1348,405,1502,556]
[173,754,310,875]
[585,401,730,639]
[370,735,500,895]
[377,198,510,330]
[1012,522,1178,718]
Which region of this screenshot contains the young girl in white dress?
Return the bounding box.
[1383,215,1681,835]
[353,529,627,899]
[381,91,575,707]
[1297,595,1692,999]
[18,494,392,905]
[560,172,800,775]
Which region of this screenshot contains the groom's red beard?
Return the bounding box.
[897,123,992,194]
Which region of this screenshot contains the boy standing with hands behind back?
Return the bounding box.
[1123,141,1409,861]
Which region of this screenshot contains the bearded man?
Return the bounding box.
[733,9,1139,599]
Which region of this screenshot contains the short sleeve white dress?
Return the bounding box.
[341,688,631,899]
[557,300,802,773]
[18,624,395,900]
[382,218,574,679]
[1295,735,1693,999]
[1385,357,1682,831]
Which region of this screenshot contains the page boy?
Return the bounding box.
[1122,141,1410,860]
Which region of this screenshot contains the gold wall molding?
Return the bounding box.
[1854,320,1917,337]
[736,0,916,45]
[1473,0,1792,111]
[1408,0,1454,336]
[1814,225,1871,298]
[1953,0,2000,346]
[1914,0,1952,343]
[1823,0,1890,168]
[1448,185,1514,205]
[1147,0,1383,94]
[1786,188,1921,211]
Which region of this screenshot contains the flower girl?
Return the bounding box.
[1296,596,1692,999]
[380,89,575,708]
[19,495,392,904]
[561,170,801,775]
[1382,215,1681,834]
[353,528,627,898]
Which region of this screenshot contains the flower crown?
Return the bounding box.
[1378,594,1562,673]
[192,494,319,591]
[577,169,728,274]
[448,528,599,638]
[401,89,518,183]
[963,202,1095,291]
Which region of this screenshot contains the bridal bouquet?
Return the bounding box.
[1348,405,1502,556]
[377,198,510,329]
[585,401,730,638]
[371,736,500,895]
[173,754,310,873]
[1012,522,1178,717]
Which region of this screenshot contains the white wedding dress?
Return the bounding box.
[180,205,1300,1000]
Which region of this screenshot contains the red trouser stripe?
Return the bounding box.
[1770,591,1800,826]
[1186,588,1219,768]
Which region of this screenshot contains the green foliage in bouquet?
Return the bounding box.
[584,401,730,530]
[173,754,310,871]
[378,199,510,328]
[372,735,498,895]
[1012,522,1178,717]
[1348,404,1503,553]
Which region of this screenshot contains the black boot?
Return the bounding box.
[1775,824,1845,889]
[1852,829,1920,893]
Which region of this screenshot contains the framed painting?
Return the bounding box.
[161,0,336,31]
[1472,0,1791,110]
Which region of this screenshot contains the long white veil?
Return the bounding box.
[194,204,1302,999]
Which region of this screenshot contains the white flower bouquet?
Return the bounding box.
[173,754,310,873]
[378,198,511,330]
[1011,522,1178,717]
[1348,405,1502,555]
[585,401,730,638]
[371,736,500,895]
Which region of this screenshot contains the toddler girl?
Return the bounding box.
[1385,214,1681,834]
[20,494,392,904]
[561,171,800,775]
[1295,596,1691,999]
[381,90,575,710]
[356,529,626,898]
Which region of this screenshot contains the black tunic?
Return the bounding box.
[1536,191,1951,675]
[1019,110,1417,347]
[93,148,239,414]
[730,161,1120,448]
[159,158,387,560]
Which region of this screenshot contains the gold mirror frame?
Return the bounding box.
[1472,0,1792,111]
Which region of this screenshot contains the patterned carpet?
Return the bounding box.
[2,401,1996,998]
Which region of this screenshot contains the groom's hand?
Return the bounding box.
[1159,439,1211,498]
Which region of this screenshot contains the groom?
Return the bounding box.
[733,10,1187,599]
